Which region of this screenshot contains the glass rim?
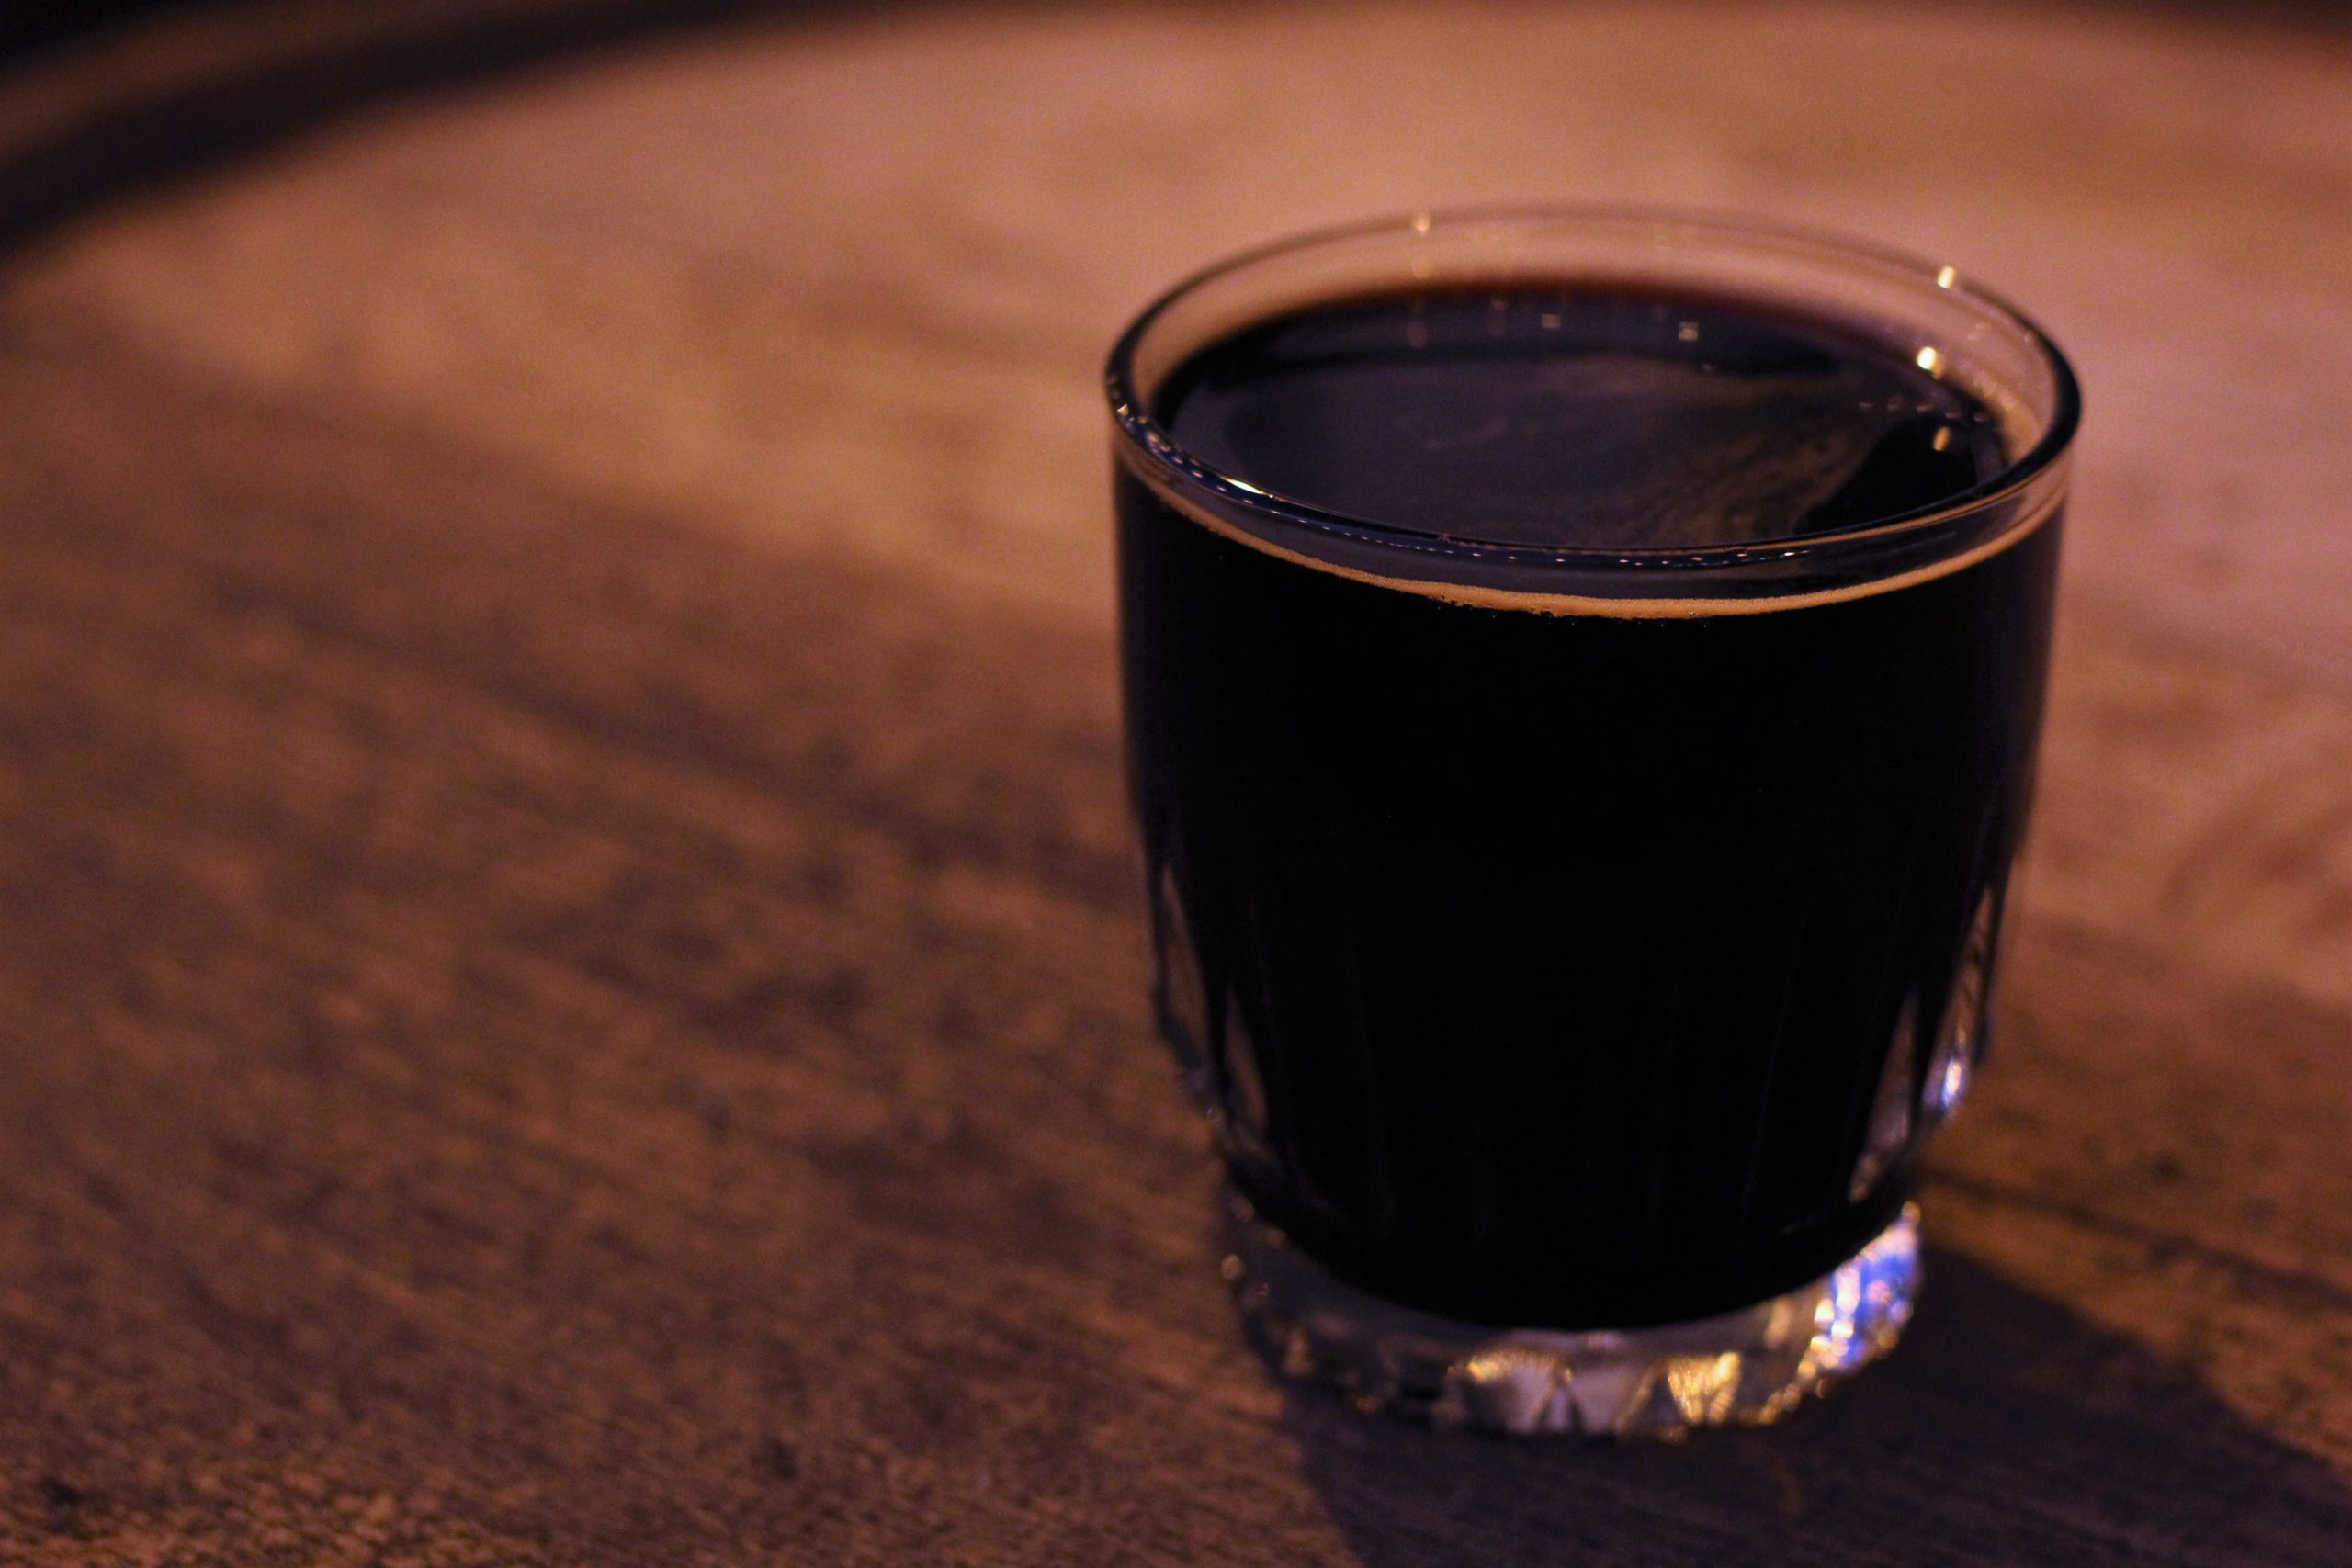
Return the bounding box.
[1104,203,2082,582]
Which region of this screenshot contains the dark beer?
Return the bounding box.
[1115,281,2060,1332]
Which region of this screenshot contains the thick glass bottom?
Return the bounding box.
[1224,1195,1921,1438]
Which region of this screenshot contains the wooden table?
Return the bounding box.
[2,3,2348,1562]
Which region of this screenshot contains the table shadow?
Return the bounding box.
[1278,1247,2352,1566]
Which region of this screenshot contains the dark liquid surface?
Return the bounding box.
[1118,284,2058,1329]
[1157,285,2007,548]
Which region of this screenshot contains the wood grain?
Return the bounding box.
[0,3,2349,1563]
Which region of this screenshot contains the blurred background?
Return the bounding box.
[5,0,2348,681]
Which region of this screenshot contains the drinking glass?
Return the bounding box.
[1106,209,2078,1436]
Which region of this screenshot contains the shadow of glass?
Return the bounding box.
[1279,1247,2351,1566]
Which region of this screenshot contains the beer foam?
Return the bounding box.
[1119,441,2061,619]
[1130,282,2056,617]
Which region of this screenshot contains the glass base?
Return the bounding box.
[1223,1196,1921,1438]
